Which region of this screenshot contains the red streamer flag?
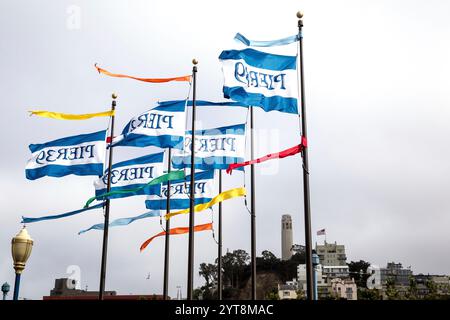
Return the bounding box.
[140,222,213,252]
[226,137,307,174]
[95,64,191,83]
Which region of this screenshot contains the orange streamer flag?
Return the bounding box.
[140,222,213,252]
[94,64,191,83]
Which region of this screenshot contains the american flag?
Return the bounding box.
[317,229,326,236]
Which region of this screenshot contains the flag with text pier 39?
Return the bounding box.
[219,48,298,114]
[93,151,164,200]
[145,170,215,211]
[171,123,246,171]
[112,102,186,149]
[25,130,107,180]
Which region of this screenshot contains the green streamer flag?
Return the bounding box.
[84,170,185,208]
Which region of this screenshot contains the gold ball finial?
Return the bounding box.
[297,11,303,19]
[192,59,198,65]
[112,93,118,99]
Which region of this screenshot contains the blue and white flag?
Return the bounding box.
[171,123,246,171]
[94,152,164,200]
[219,48,298,114]
[157,100,249,109]
[112,102,186,149]
[145,170,215,210]
[234,33,300,47]
[26,130,107,180]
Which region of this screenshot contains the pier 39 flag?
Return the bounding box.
[171,123,246,171]
[93,152,164,200]
[219,48,298,114]
[145,170,214,211]
[26,130,107,180]
[112,102,186,149]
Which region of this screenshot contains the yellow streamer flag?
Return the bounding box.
[29,110,115,120]
[165,187,246,220]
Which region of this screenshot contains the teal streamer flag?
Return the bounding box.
[78,210,160,235]
[84,170,185,208]
[22,202,105,224]
[234,33,300,47]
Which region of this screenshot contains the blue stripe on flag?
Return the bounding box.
[219,49,297,71]
[234,33,300,47]
[95,183,161,199]
[157,100,250,109]
[29,130,107,153]
[21,202,105,224]
[110,152,164,169]
[186,123,246,136]
[164,169,215,185]
[112,134,184,149]
[78,210,160,235]
[172,156,245,171]
[26,163,104,180]
[223,86,298,115]
[145,198,213,211]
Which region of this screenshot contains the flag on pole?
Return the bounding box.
[317,229,326,236]
[112,103,186,149]
[145,170,215,210]
[84,170,185,208]
[219,48,298,114]
[157,100,249,109]
[226,137,307,174]
[234,33,300,47]
[28,110,115,120]
[171,123,246,171]
[95,64,191,83]
[93,152,164,200]
[78,210,160,234]
[25,130,107,180]
[140,222,213,252]
[164,187,246,220]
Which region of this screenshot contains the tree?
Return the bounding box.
[425,280,438,300]
[347,260,371,288]
[406,276,418,300]
[220,249,250,289]
[199,263,217,288]
[385,277,400,300]
[358,288,382,300]
[262,250,278,262]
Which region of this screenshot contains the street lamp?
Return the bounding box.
[2,282,10,300]
[11,226,34,300]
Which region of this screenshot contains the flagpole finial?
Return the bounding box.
[112,93,118,99]
[297,11,303,19]
[192,59,198,65]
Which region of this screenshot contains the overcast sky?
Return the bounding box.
[1,0,450,300]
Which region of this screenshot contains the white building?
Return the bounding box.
[316,241,347,266]
[322,266,350,279]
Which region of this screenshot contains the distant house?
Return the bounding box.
[278,284,297,300]
[330,278,357,300]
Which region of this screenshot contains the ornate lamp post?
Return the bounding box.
[11,226,34,300]
[2,282,10,300]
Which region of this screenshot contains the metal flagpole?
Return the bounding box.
[187,59,198,300]
[250,105,257,300]
[99,93,117,300]
[297,11,314,301]
[217,169,223,300]
[163,148,172,300]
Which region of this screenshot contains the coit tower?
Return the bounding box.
[281,214,293,260]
